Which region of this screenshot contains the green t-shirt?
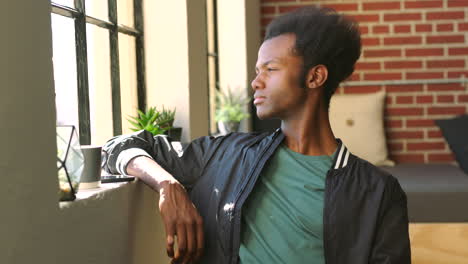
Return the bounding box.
[239,144,336,264]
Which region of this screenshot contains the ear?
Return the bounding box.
[305,64,328,89]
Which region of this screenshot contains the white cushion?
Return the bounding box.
[329,90,394,166]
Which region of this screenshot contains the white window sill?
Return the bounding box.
[59,179,138,209]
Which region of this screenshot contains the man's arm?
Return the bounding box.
[127,155,204,264]
[370,177,411,263]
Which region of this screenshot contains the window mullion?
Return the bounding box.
[134,0,146,112]
[108,0,122,136]
[74,0,91,145]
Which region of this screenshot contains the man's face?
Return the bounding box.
[252,34,307,120]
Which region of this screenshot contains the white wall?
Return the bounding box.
[0,1,168,263]
[217,0,261,132]
[145,0,209,142]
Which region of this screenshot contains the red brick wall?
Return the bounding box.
[261,0,468,163]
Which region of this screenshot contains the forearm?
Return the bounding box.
[126,156,178,192]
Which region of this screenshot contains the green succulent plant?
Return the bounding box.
[215,88,250,123]
[156,106,176,129]
[127,106,173,136]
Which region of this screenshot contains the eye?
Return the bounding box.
[267,68,277,72]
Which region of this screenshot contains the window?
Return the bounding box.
[50,0,145,145]
[206,0,220,135]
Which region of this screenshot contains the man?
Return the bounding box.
[103,6,411,264]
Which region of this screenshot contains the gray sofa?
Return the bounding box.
[381,164,468,222]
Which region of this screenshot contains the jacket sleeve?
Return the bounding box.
[101,129,221,189]
[370,176,412,263]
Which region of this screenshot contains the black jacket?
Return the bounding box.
[103,129,411,264]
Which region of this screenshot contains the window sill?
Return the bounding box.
[59,179,137,209]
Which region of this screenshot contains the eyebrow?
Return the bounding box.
[255,59,281,70]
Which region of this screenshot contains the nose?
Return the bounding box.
[251,73,264,91]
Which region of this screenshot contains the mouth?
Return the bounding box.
[253,96,266,105]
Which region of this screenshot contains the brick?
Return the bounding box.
[427,60,465,68]
[427,83,465,91]
[428,106,466,115]
[342,85,382,94]
[278,5,303,13]
[415,24,432,32]
[372,25,390,34]
[406,48,444,57]
[261,6,276,14]
[385,61,422,69]
[448,0,468,7]
[388,131,424,139]
[396,96,414,104]
[362,37,380,46]
[407,142,445,151]
[436,23,454,32]
[449,47,468,55]
[384,13,421,22]
[384,36,421,45]
[428,153,455,162]
[359,26,369,35]
[391,154,425,163]
[386,96,393,104]
[385,120,403,128]
[460,23,468,31]
[406,119,435,127]
[356,62,381,70]
[416,95,434,104]
[388,142,404,152]
[261,17,273,27]
[405,1,443,9]
[323,3,359,12]
[459,95,468,102]
[364,49,401,58]
[363,2,400,10]
[387,107,424,116]
[437,95,455,103]
[448,71,468,78]
[427,35,465,44]
[264,0,295,2]
[428,130,443,138]
[407,72,444,79]
[347,73,360,81]
[386,84,423,93]
[348,14,380,23]
[394,25,411,33]
[427,11,464,20]
[364,73,402,81]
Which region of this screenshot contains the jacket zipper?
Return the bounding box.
[228,131,283,264]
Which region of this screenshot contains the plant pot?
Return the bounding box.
[218,121,240,135]
[165,127,183,141]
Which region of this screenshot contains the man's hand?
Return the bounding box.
[125,156,205,263]
[159,180,204,264]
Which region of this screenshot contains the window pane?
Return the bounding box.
[118,34,138,134]
[52,0,74,8]
[86,24,113,146]
[85,0,109,22]
[118,0,134,27]
[51,14,79,132]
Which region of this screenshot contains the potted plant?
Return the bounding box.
[127,107,171,136]
[215,87,250,134]
[159,106,183,141]
[127,106,182,141]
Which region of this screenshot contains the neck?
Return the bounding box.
[280,95,337,156]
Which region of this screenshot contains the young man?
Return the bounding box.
[103,6,410,264]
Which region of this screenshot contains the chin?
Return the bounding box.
[256,108,275,120]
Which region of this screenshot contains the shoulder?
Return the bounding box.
[348,155,403,194]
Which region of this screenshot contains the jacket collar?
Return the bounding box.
[332,139,352,170]
[274,129,352,170]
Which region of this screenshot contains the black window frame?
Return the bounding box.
[51,0,146,145]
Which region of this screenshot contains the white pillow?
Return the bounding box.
[329,90,395,166]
